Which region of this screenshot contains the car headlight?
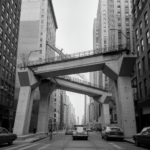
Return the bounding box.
[73,131,76,135]
[83,132,88,135]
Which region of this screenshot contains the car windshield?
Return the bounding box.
[76,127,84,132]
[110,127,121,131]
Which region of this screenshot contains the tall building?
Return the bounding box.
[90,0,109,129]
[132,0,150,132]
[108,0,133,50]
[15,0,58,132]
[108,0,133,126]
[0,0,22,131]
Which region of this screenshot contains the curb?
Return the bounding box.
[30,132,58,143]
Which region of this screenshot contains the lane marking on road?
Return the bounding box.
[109,143,124,150]
[37,144,51,150]
[5,143,29,150]
[18,144,39,150]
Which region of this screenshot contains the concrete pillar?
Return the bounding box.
[37,80,56,133]
[13,87,34,135]
[93,96,110,128]
[114,77,136,138]
[101,104,110,128]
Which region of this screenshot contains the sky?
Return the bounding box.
[52,0,99,121]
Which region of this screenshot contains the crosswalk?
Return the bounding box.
[3,143,51,150]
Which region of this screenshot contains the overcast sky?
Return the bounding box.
[53,0,99,122]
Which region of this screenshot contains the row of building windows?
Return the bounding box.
[136,31,150,56]
[133,0,147,22]
[139,76,149,98]
[138,51,150,76]
[1,66,15,83]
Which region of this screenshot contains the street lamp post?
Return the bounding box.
[27,50,42,61]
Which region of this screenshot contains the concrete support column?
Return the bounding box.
[101,104,110,128]
[37,81,56,133]
[13,87,34,135]
[114,77,136,138]
[93,96,110,128]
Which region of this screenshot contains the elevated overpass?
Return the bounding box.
[15,44,137,137]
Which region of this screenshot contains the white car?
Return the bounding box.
[72,125,88,140]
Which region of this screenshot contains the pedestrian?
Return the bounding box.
[49,128,52,140]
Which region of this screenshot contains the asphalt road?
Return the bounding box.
[0,131,149,150]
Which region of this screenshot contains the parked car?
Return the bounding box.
[0,127,17,145]
[72,125,88,140]
[101,126,124,141]
[133,126,150,147]
[65,129,73,135]
[86,128,92,132]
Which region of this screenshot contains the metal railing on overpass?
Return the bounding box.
[55,75,108,92]
[18,44,129,69]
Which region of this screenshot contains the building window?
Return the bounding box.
[138,0,142,10]
[139,82,143,98]
[137,45,140,57]
[142,57,146,73]
[2,5,5,12]
[138,62,141,76]
[148,51,150,68]
[1,16,4,24]
[0,39,2,47]
[3,55,6,63]
[139,21,142,34]
[141,39,144,52]
[0,27,3,35]
[135,29,139,41]
[144,79,147,97]
[146,30,150,45]
[144,12,148,26]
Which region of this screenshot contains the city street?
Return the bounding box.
[0,131,149,150]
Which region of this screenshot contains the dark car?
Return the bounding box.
[72,125,88,140]
[65,129,73,135]
[0,127,17,145]
[133,127,150,147]
[101,126,124,141]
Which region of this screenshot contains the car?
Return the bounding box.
[86,128,92,132]
[133,126,150,147]
[0,127,17,145]
[101,126,124,141]
[72,125,88,140]
[65,129,73,135]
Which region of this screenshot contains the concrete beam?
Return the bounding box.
[31,54,119,78]
[53,77,110,97]
[118,54,136,76]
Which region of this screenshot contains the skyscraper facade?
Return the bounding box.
[132,0,150,132]
[0,0,22,131]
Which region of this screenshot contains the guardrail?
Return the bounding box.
[18,44,129,69]
[56,75,108,92]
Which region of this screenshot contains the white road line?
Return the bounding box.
[37,144,51,150]
[18,144,38,150]
[109,143,124,150]
[5,143,29,150]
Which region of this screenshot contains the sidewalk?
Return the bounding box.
[15,132,58,143]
